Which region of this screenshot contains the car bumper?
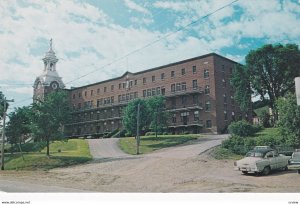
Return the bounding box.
[288,164,300,170]
[235,166,259,172]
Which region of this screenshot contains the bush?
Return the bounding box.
[125,132,132,137]
[184,131,190,134]
[228,120,261,137]
[221,135,255,155]
[163,132,169,135]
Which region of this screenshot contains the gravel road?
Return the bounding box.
[1,134,299,193]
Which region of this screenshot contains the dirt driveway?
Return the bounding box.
[1,135,300,192]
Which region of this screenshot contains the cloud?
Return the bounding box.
[123,0,150,15]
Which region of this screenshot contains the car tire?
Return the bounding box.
[242,171,248,174]
[284,166,288,171]
[298,170,300,174]
[262,166,271,176]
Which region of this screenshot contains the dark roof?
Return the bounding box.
[249,148,274,154]
[69,53,239,91]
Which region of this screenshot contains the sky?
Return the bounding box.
[0,0,299,111]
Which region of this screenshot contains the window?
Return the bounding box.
[134,80,137,85]
[193,95,199,104]
[161,73,165,80]
[111,96,114,104]
[171,71,175,77]
[156,87,161,95]
[161,87,165,95]
[85,91,87,97]
[78,103,81,109]
[182,82,186,91]
[171,98,176,108]
[97,88,100,94]
[143,77,146,84]
[79,93,81,98]
[152,76,155,82]
[223,93,227,103]
[147,89,151,97]
[222,65,225,72]
[111,85,114,91]
[206,120,212,128]
[230,67,233,75]
[119,83,121,89]
[194,111,199,121]
[224,111,228,121]
[104,87,107,92]
[171,84,175,92]
[129,81,133,87]
[192,66,196,74]
[134,92,138,98]
[205,85,210,95]
[181,95,187,105]
[181,68,185,75]
[205,101,211,112]
[72,94,75,99]
[143,90,146,97]
[172,114,176,123]
[118,95,121,102]
[192,80,198,89]
[176,83,181,91]
[123,83,125,88]
[222,79,226,87]
[91,90,93,96]
[152,88,156,96]
[126,93,129,101]
[130,93,133,100]
[204,69,209,78]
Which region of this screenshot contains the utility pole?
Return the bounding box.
[295,77,300,106]
[1,97,14,170]
[136,103,140,155]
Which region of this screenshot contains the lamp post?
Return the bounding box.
[1,97,14,170]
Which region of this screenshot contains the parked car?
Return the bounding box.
[234,147,290,175]
[288,150,300,174]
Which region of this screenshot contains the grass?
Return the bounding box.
[254,127,280,137]
[211,146,243,160]
[119,134,201,155]
[4,139,92,170]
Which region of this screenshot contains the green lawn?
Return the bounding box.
[119,134,202,155]
[4,139,92,170]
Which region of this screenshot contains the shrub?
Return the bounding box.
[221,135,255,155]
[163,132,169,135]
[184,131,190,134]
[228,120,260,137]
[125,132,132,137]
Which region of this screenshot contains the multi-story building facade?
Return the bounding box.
[33,41,252,137]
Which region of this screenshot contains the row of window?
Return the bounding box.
[118,92,138,102]
[72,67,211,99]
[142,87,165,97]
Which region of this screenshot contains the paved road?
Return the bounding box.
[0,179,90,192]
[87,138,129,159]
[87,134,229,159]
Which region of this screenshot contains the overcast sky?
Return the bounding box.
[0,0,299,110]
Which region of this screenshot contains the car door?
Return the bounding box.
[265,151,276,169]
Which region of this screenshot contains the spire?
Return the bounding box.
[49,38,53,51]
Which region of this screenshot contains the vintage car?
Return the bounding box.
[234,147,290,175]
[288,150,300,174]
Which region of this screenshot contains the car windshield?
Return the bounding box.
[246,151,263,157]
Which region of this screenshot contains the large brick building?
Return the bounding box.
[33,41,252,137]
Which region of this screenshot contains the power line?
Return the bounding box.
[65,0,239,85]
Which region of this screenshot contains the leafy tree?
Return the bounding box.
[0,91,9,120]
[6,106,32,148]
[30,90,71,156]
[122,99,150,136]
[230,64,252,111]
[255,106,271,128]
[231,44,300,116]
[276,94,300,147]
[147,96,169,137]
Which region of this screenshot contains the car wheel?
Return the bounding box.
[298,170,300,174]
[262,166,271,176]
[242,171,248,174]
[284,166,288,171]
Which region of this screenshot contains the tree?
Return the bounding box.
[6,106,32,148]
[0,91,9,120]
[147,96,169,137]
[122,99,150,136]
[276,94,300,147]
[230,64,252,111]
[231,44,300,116]
[31,90,71,156]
